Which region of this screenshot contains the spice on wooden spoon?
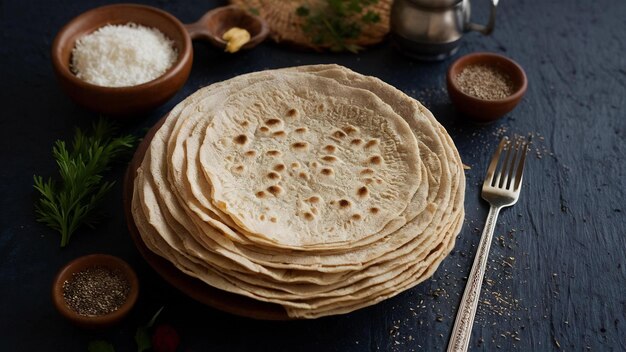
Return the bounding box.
[222,27,251,53]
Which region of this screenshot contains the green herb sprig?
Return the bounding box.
[33,118,136,247]
[297,0,381,53]
[88,307,165,352]
[135,306,164,352]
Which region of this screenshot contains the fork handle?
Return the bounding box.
[447,205,501,352]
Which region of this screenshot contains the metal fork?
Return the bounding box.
[447,137,530,352]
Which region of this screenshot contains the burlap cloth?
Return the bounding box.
[229,0,391,50]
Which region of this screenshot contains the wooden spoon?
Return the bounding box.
[185,6,269,51]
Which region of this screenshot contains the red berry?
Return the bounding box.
[151,324,180,352]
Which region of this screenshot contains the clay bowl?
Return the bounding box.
[184,5,269,50]
[446,52,528,123]
[52,254,139,329]
[51,4,193,116]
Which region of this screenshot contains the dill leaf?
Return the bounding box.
[33,118,136,247]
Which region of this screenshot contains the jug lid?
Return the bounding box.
[407,0,464,9]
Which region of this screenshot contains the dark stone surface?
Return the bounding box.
[1,0,624,350]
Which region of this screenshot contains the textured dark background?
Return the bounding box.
[1,0,624,351]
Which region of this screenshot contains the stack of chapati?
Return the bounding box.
[131,64,465,318]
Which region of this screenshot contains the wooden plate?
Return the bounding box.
[123,115,292,320]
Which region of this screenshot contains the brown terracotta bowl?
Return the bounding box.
[51,4,193,116]
[52,254,139,329]
[185,5,269,50]
[446,52,528,123]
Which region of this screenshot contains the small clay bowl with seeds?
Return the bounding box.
[447,52,528,123]
[51,254,139,329]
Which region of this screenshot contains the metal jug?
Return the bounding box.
[391,0,498,60]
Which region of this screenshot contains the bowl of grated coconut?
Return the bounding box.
[51,4,193,116]
[446,52,528,123]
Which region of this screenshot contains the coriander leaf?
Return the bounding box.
[347,0,363,13]
[362,11,381,24]
[136,306,164,352]
[135,327,151,352]
[344,43,364,54]
[296,6,309,17]
[135,326,152,352]
[296,0,382,52]
[88,340,115,352]
[328,0,347,15]
[248,7,260,16]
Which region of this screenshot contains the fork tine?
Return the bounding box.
[504,138,523,189]
[501,138,521,188]
[512,140,530,191]
[490,137,511,187]
[484,137,508,188]
[505,139,521,189]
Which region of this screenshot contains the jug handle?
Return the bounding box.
[466,0,498,35]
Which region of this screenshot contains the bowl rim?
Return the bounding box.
[51,3,192,92]
[447,52,528,105]
[51,253,139,326]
